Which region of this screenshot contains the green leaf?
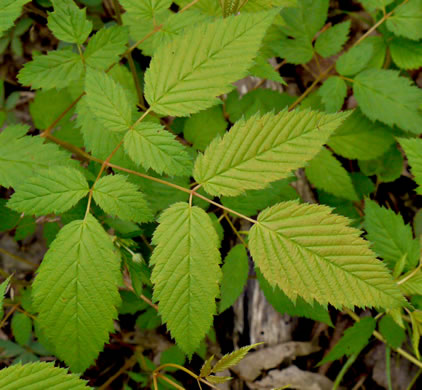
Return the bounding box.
[144,11,276,116]
[379,315,406,348]
[206,375,232,384]
[319,317,376,364]
[0,362,92,389]
[328,109,395,160]
[200,355,215,377]
[305,148,358,201]
[124,122,192,176]
[32,214,122,372]
[389,37,422,70]
[0,125,72,188]
[150,202,221,356]
[399,270,422,295]
[275,35,314,64]
[257,268,332,325]
[11,313,32,346]
[399,138,422,194]
[84,25,129,70]
[18,48,84,90]
[318,76,347,113]
[120,0,172,20]
[183,105,227,151]
[336,41,373,76]
[93,174,153,223]
[354,69,422,134]
[249,56,286,84]
[386,0,422,41]
[84,68,133,132]
[194,110,349,197]
[0,199,20,231]
[219,245,249,313]
[160,345,186,370]
[14,216,36,241]
[249,200,405,309]
[364,199,420,271]
[315,21,350,58]
[212,343,261,373]
[360,0,393,11]
[48,0,92,44]
[0,277,11,320]
[8,167,89,216]
[0,0,31,37]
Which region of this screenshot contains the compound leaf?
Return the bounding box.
[32,214,121,372]
[386,0,422,41]
[93,174,153,223]
[8,167,89,217]
[150,202,221,356]
[124,122,192,176]
[249,201,405,309]
[389,37,422,70]
[0,362,92,390]
[353,69,422,134]
[212,344,261,373]
[336,41,373,76]
[318,76,347,113]
[0,0,31,37]
[315,20,351,58]
[120,0,172,20]
[249,56,286,85]
[144,11,275,116]
[48,0,92,44]
[194,110,349,197]
[399,137,422,194]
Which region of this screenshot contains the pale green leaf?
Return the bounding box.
[206,375,232,384]
[150,202,221,356]
[0,277,11,320]
[386,0,422,41]
[84,68,133,132]
[194,110,349,197]
[219,245,249,313]
[315,21,350,58]
[120,0,172,20]
[360,0,393,11]
[257,269,332,325]
[144,11,276,116]
[328,109,395,160]
[183,105,227,151]
[353,69,422,134]
[200,355,215,377]
[305,148,358,201]
[48,0,92,44]
[399,270,422,295]
[0,362,92,390]
[93,174,153,223]
[174,0,221,15]
[249,200,405,309]
[318,76,347,113]
[319,317,376,364]
[32,214,122,372]
[399,137,422,194]
[212,343,261,373]
[336,41,373,76]
[249,56,286,84]
[11,313,32,346]
[124,122,192,176]
[275,35,314,64]
[8,167,89,216]
[379,315,406,348]
[390,37,422,70]
[364,199,420,271]
[0,125,72,188]
[84,25,129,70]
[0,0,31,37]
[18,48,84,90]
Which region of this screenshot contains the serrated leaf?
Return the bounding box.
[336,41,373,76]
[389,37,422,70]
[0,125,72,188]
[194,110,349,197]
[386,0,422,41]
[124,122,193,176]
[306,148,358,201]
[257,268,333,325]
[84,25,129,70]
[315,21,350,58]
[275,35,314,65]
[399,270,422,295]
[212,343,261,373]
[364,199,420,271]
[0,0,31,37]
[84,68,133,133]
[48,0,92,44]
[379,315,406,348]
[120,0,172,20]
[32,214,122,372]
[18,48,84,90]
[93,174,153,223]
[318,76,347,113]
[8,167,89,216]
[399,138,422,195]
[200,355,215,377]
[11,313,32,346]
[360,0,393,11]
[249,200,405,309]
[328,109,394,160]
[319,317,376,364]
[144,11,275,116]
[249,56,286,84]
[150,202,221,356]
[353,69,422,134]
[206,375,232,384]
[219,245,249,313]
[0,277,11,320]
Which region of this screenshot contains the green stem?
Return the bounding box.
[386,346,393,390]
[333,353,358,390]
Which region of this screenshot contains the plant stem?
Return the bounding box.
[386,346,393,390]
[0,247,37,269]
[224,212,248,248]
[333,352,358,390]
[97,356,137,390]
[156,373,186,390]
[180,0,201,13]
[0,303,19,329]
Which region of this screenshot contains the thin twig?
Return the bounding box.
[97,356,137,390]
[180,0,201,13]
[0,247,37,269]
[0,304,19,329]
[223,212,248,248]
